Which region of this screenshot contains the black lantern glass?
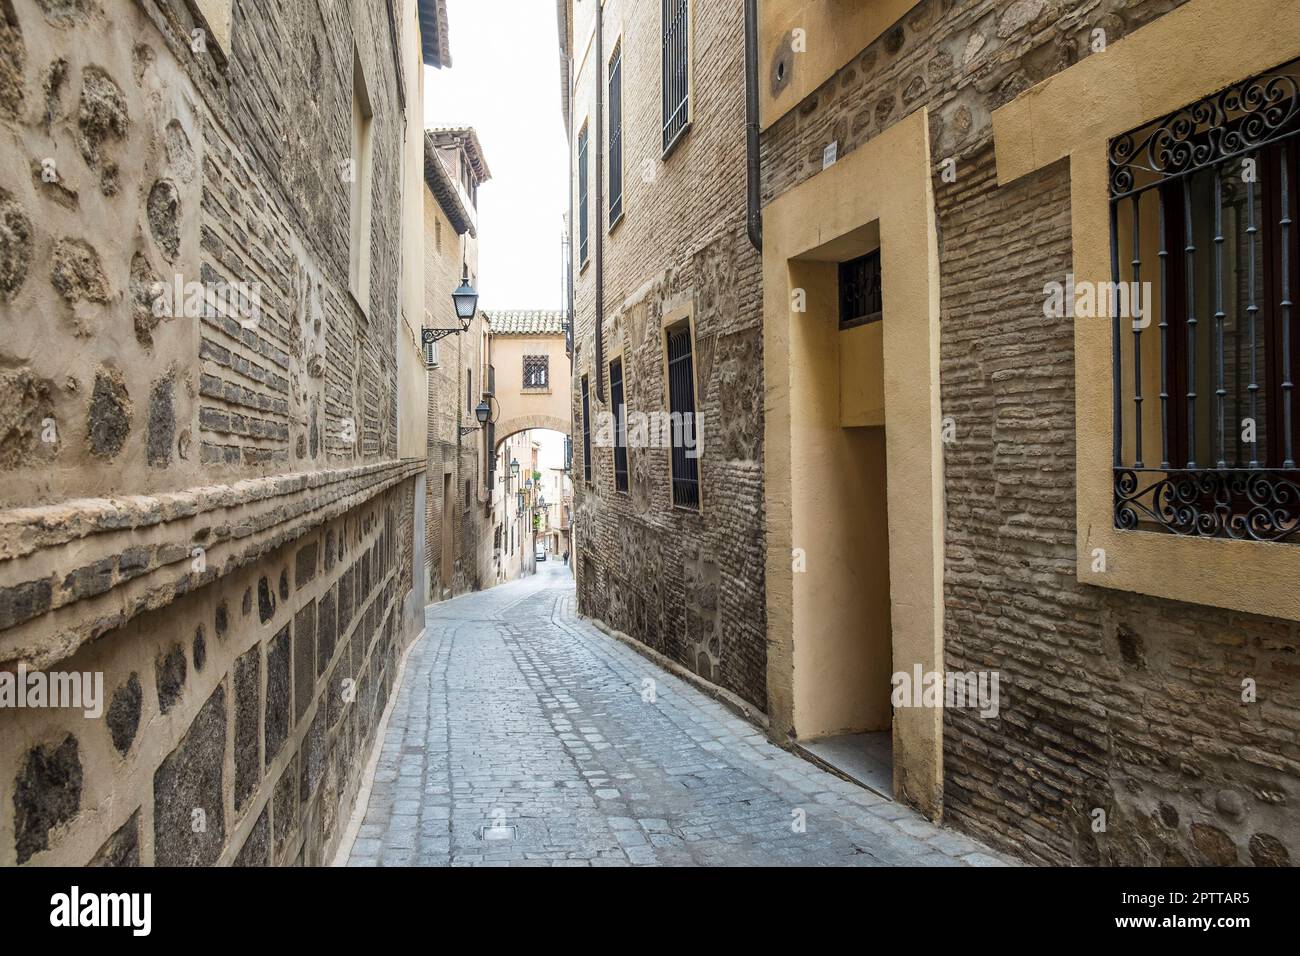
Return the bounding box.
[451,265,478,325]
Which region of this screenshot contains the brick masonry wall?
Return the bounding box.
[0,0,421,865]
[761,0,1298,865]
[422,186,490,600]
[568,0,767,710]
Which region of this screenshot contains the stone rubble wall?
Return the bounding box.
[1,488,411,865]
[0,0,421,865]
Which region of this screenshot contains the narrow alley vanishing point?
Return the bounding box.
[344,563,1007,867]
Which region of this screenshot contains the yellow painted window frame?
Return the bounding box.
[992,0,1300,621]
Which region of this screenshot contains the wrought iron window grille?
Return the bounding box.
[666,322,700,509]
[609,42,624,224]
[523,355,550,390]
[661,0,690,154]
[581,374,593,483]
[839,250,883,330]
[1110,59,1300,542]
[610,359,629,493]
[578,124,590,265]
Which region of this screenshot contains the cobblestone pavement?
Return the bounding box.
[344,562,1011,867]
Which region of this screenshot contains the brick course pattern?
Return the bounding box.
[0,0,423,865]
[565,0,768,711]
[422,170,491,601]
[760,0,1298,865]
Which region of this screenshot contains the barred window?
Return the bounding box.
[610,358,629,492]
[523,355,549,390]
[661,0,690,154]
[609,41,624,224]
[423,314,439,366]
[581,374,592,483]
[578,122,590,265]
[1111,58,1300,542]
[666,322,699,509]
[839,250,883,330]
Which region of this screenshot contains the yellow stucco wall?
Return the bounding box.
[760,0,917,129]
[764,108,944,815]
[490,334,573,442]
[840,321,885,427]
[992,0,1300,621]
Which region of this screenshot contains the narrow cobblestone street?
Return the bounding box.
[343,565,1008,867]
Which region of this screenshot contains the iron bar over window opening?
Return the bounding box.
[523,355,549,390]
[666,322,699,509]
[609,41,624,224]
[578,123,590,265]
[839,250,883,330]
[661,0,689,153]
[1110,59,1300,542]
[610,358,628,492]
[581,374,592,483]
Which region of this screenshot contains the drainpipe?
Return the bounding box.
[594,0,606,400]
[566,59,576,362]
[744,0,763,251]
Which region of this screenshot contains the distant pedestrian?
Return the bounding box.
[563,550,569,565]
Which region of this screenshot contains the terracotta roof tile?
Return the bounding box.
[484,310,568,335]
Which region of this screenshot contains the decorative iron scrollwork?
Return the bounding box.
[1109,67,1300,198]
[1114,469,1300,542]
[422,327,462,344]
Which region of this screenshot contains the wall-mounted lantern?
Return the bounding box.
[451,263,479,322]
[422,260,479,354]
[459,398,495,437]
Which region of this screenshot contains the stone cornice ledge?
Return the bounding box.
[0,459,425,670]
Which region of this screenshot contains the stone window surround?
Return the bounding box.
[577,117,591,272]
[349,46,376,313]
[660,302,705,515]
[762,108,944,817]
[607,347,630,495]
[581,371,593,484]
[992,0,1300,622]
[608,33,626,231]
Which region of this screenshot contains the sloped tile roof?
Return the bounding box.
[484,310,568,336]
[428,127,492,183]
[423,133,475,237]
[418,0,452,68]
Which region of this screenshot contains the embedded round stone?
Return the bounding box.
[155,642,187,714]
[13,735,82,864]
[106,672,142,755]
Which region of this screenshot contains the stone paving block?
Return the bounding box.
[342,566,1005,868]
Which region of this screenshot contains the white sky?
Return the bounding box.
[423,0,569,311]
